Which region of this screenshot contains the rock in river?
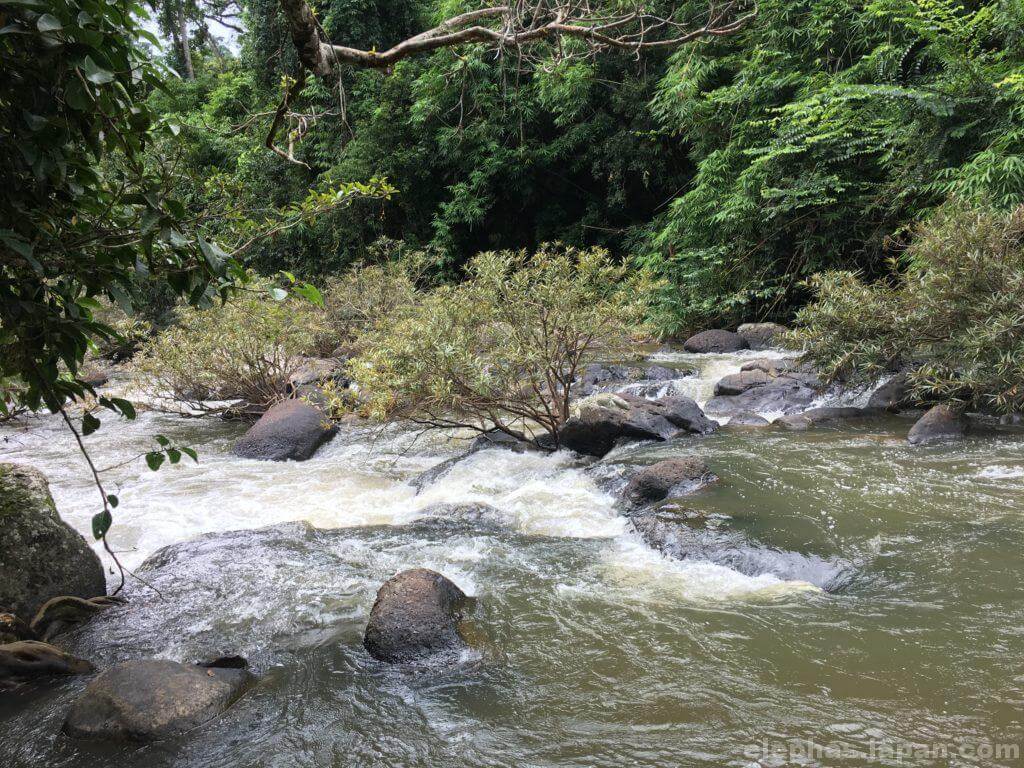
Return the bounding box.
[907,404,966,445]
[0,464,106,621]
[623,457,718,507]
[682,329,749,354]
[775,406,879,430]
[867,373,915,412]
[364,568,471,663]
[737,322,788,350]
[559,393,717,457]
[0,640,93,688]
[64,658,254,741]
[232,398,337,461]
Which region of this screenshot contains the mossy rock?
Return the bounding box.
[0,464,106,620]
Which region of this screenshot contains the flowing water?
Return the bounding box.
[2,351,1024,767]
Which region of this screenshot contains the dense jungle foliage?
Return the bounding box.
[145,0,1024,336]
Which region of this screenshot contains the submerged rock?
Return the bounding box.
[682,329,749,354]
[0,464,106,621]
[775,407,879,430]
[576,363,691,396]
[623,457,718,507]
[64,658,254,741]
[410,429,541,493]
[0,640,93,688]
[363,568,471,663]
[726,411,771,427]
[630,514,852,591]
[232,398,337,461]
[737,322,788,350]
[908,404,966,445]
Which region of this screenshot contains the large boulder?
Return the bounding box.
[0,464,106,621]
[232,398,337,461]
[908,404,966,445]
[737,322,788,350]
[682,329,749,354]
[705,357,822,417]
[363,569,471,663]
[714,368,773,396]
[559,393,716,457]
[623,457,718,507]
[867,373,915,412]
[775,407,878,430]
[64,658,254,741]
[0,640,93,688]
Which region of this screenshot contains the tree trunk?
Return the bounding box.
[178,7,195,80]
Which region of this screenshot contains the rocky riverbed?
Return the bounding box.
[2,343,1024,767]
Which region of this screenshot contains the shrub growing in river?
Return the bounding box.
[790,203,1024,414]
[343,246,649,448]
[133,284,323,414]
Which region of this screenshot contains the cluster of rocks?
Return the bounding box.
[682,323,787,353]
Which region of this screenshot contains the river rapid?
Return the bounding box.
[1,350,1024,767]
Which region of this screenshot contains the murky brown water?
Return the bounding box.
[1,352,1023,767]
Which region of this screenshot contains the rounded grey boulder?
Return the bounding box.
[737,322,787,350]
[0,464,106,621]
[232,398,337,461]
[623,457,718,506]
[64,658,254,741]
[908,404,966,445]
[867,373,914,412]
[364,568,470,663]
[727,411,771,427]
[682,329,749,354]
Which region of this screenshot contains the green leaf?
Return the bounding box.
[36,13,62,32]
[82,411,100,435]
[109,397,136,419]
[166,448,181,464]
[294,283,324,308]
[82,56,115,85]
[181,447,199,462]
[145,451,166,471]
[91,509,112,539]
[106,493,119,508]
[198,237,227,272]
[154,434,169,447]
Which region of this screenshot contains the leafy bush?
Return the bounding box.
[343,246,649,447]
[133,284,324,414]
[790,203,1024,414]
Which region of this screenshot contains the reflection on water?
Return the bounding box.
[1,351,1024,767]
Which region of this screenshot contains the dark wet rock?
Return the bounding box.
[559,393,717,457]
[867,373,915,412]
[0,640,93,688]
[0,464,106,621]
[630,513,852,591]
[198,655,249,669]
[714,369,773,396]
[0,613,34,644]
[363,568,471,663]
[30,595,121,641]
[559,400,670,457]
[625,393,719,436]
[576,363,692,396]
[80,369,110,388]
[682,329,749,354]
[705,379,817,417]
[999,412,1024,426]
[775,407,879,430]
[705,358,822,417]
[409,455,465,494]
[908,404,966,445]
[623,457,718,507]
[737,322,788,350]
[232,398,337,461]
[286,357,348,396]
[727,411,771,427]
[64,658,254,741]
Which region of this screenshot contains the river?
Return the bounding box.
[1,350,1023,766]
